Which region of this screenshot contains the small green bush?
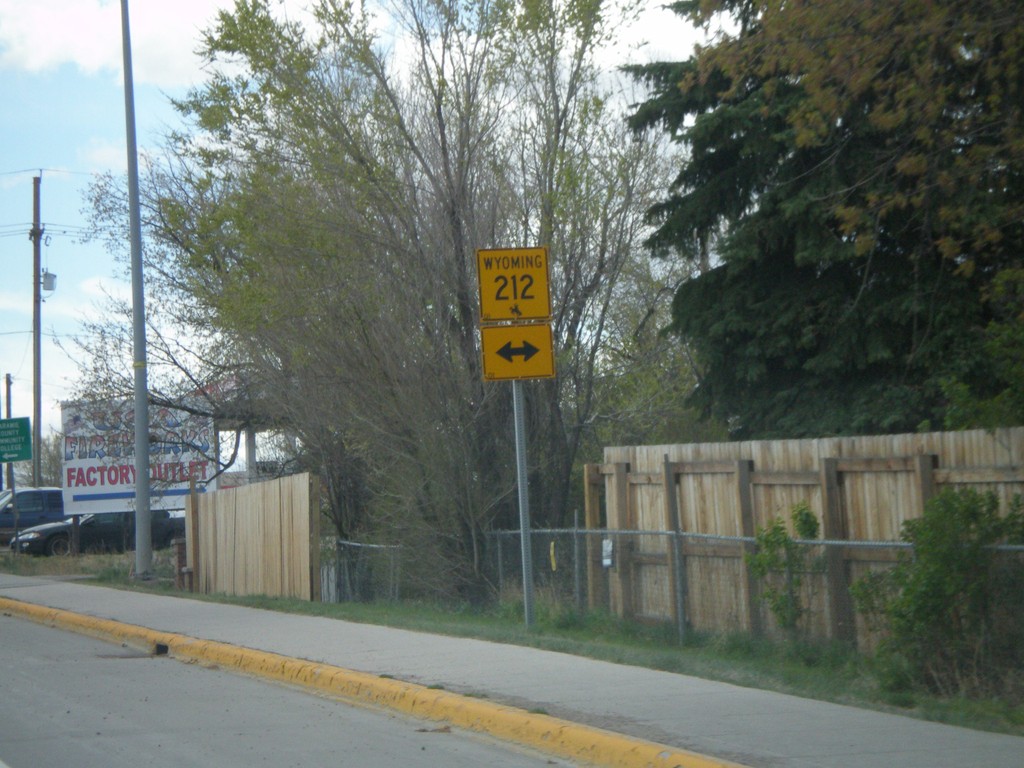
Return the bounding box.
[853,488,1024,700]
[747,501,821,638]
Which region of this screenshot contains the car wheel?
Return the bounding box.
[46,535,71,557]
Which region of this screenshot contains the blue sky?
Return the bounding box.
[0,0,239,437]
[0,0,692,438]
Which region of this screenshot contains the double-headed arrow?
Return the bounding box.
[479,323,554,380]
[497,339,539,363]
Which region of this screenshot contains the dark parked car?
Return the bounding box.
[0,487,65,544]
[9,511,185,556]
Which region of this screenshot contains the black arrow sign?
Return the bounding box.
[497,340,539,363]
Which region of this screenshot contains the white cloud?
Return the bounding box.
[80,274,131,304]
[611,4,700,66]
[0,0,229,88]
[0,2,121,75]
[0,287,30,315]
[1,1,694,90]
[80,138,129,173]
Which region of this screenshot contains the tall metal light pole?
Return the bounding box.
[121,0,152,576]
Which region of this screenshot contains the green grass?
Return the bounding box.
[2,550,1022,737]
[0,549,153,579]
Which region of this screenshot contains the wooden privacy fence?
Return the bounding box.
[584,428,1024,647]
[185,473,321,601]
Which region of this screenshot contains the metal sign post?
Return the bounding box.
[476,246,555,631]
[511,380,535,628]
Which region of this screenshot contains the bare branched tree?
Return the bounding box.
[78,0,705,597]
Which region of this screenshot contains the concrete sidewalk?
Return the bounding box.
[1,573,1020,768]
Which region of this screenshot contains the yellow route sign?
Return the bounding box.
[480,323,555,381]
[477,247,551,323]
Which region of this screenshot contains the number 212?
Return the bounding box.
[494,274,535,301]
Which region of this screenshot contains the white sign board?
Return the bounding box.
[62,400,216,514]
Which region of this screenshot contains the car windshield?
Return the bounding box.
[0,489,11,508]
[55,513,96,524]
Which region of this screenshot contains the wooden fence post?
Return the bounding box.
[70,514,81,556]
[583,464,607,610]
[186,481,201,593]
[914,454,937,515]
[663,455,687,641]
[820,458,856,644]
[736,460,763,636]
[611,462,633,619]
[308,474,322,602]
[204,487,217,595]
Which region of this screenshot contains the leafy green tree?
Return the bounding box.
[628,0,1024,437]
[82,0,699,596]
[14,431,64,489]
[943,268,1024,428]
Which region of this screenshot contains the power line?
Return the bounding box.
[0,330,64,339]
[0,168,43,177]
[1,221,90,230]
[0,167,98,178]
[0,222,91,241]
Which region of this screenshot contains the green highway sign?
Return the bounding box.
[0,417,32,462]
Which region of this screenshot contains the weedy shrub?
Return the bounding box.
[852,489,1024,701]
[746,501,822,639]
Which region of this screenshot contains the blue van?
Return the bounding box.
[0,487,64,544]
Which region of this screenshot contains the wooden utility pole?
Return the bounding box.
[30,176,42,487]
[4,374,13,491]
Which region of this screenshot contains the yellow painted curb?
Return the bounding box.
[0,596,749,768]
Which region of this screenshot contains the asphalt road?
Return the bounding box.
[5,574,1024,768]
[0,615,570,768]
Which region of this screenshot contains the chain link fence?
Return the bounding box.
[320,529,1023,650]
[321,540,402,603]
[487,528,914,644]
[489,528,592,611]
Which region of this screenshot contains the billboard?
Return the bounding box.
[62,400,217,514]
